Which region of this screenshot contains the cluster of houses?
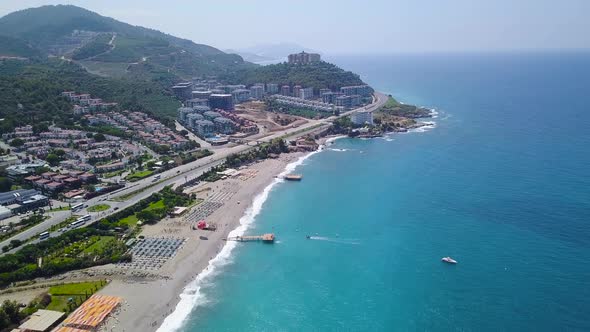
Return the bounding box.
[62,91,118,114]
[84,111,190,151]
[178,106,240,138]
[23,170,97,198]
[3,126,143,172]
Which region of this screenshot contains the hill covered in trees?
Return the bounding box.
[0,5,252,79]
[220,61,366,93]
[0,59,180,134]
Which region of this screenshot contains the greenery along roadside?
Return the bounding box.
[87,204,110,212]
[198,138,289,182]
[0,186,193,287]
[96,186,193,229]
[0,228,129,287]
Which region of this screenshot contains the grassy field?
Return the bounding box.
[114,199,164,228]
[118,214,139,227]
[125,170,153,182]
[145,199,165,211]
[87,204,110,212]
[82,236,116,254]
[47,281,106,313]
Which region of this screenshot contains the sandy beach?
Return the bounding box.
[88,153,303,332]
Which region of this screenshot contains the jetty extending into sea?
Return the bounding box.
[225,233,275,243]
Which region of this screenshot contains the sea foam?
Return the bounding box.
[406,121,437,133]
[157,145,324,332]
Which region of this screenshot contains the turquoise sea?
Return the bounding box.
[161,53,590,331]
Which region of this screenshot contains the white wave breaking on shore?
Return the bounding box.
[407,121,437,133]
[157,146,325,332]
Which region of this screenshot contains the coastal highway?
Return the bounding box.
[0,92,388,253]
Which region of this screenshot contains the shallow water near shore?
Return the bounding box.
[165,52,590,331]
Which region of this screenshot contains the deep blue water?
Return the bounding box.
[170,53,590,331]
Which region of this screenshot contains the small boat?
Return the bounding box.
[306,235,311,239]
[441,257,458,264]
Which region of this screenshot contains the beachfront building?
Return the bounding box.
[300,87,314,100]
[266,83,279,94]
[214,117,236,134]
[281,85,290,96]
[232,89,251,104]
[340,84,373,97]
[335,95,361,109]
[351,110,374,125]
[203,111,222,121]
[172,82,193,100]
[195,120,215,137]
[186,98,209,108]
[18,309,65,332]
[209,94,234,110]
[186,113,205,128]
[191,90,211,100]
[215,84,246,94]
[250,85,264,100]
[178,107,195,123]
[288,51,321,64]
[271,95,335,113]
[321,92,344,104]
[292,85,302,98]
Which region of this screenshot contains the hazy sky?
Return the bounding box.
[1,0,588,54]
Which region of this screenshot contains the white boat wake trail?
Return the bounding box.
[308,236,360,245]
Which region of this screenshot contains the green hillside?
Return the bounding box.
[0,35,41,58]
[220,61,366,92]
[0,59,180,134]
[0,5,250,78]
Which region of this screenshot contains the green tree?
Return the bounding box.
[45,153,60,166]
[0,177,11,192]
[9,240,22,249]
[0,309,10,330]
[9,138,24,147]
[136,210,158,224]
[93,133,106,142]
[1,300,22,324]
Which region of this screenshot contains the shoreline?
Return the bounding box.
[92,151,311,332]
[91,96,434,332]
[157,149,322,332]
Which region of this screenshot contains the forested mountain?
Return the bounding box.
[220,61,366,92]
[0,5,367,134]
[0,5,252,79]
[0,59,180,134]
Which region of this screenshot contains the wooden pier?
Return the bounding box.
[284,174,302,181]
[225,233,275,243]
